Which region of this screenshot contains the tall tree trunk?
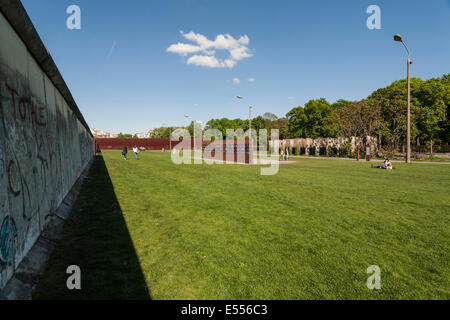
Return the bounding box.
[430,139,433,157]
[378,133,381,152]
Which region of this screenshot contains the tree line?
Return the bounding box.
[150,74,449,154]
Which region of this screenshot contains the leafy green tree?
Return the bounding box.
[205,118,249,137]
[286,106,308,137]
[328,98,382,145]
[117,132,132,138]
[286,98,335,138]
[272,117,290,139]
[200,74,449,155]
[414,76,448,148]
[332,99,352,110]
[151,127,177,138]
[187,121,203,137]
[369,75,449,152]
[262,112,278,122]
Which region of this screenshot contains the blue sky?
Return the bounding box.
[21,0,450,133]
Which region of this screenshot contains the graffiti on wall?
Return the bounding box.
[0,217,17,267]
[0,61,93,288]
[4,83,47,127]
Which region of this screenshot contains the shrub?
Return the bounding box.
[339,141,352,158]
[328,147,339,157]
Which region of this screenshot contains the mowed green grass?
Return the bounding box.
[101,150,449,299]
[35,150,449,299]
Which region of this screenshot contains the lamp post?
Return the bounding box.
[237,96,253,164]
[184,115,194,151]
[184,115,190,132]
[394,33,412,163]
[162,123,172,150]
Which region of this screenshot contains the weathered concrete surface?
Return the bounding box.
[0,2,94,292]
[0,158,93,300]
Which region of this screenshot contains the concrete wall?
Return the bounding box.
[0,6,93,289]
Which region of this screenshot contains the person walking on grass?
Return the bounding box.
[133,145,139,160]
[122,146,128,160]
[285,148,289,161]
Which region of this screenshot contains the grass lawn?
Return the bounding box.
[34,150,449,299]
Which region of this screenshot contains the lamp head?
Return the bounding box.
[393,34,403,42]
[236,96,243,99]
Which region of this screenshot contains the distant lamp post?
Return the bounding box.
[162,123,172,150]
[394,33,412,163]
[236,96,253,164]
[184,115,190,129]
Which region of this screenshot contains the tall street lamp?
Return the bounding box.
[184,115,194,150]
[237,96,253,164]
[162,123,172,150]
[394,33,412,163]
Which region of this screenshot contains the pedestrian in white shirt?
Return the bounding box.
[133,145,139,160]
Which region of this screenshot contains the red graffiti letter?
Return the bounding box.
[38,106,46,126]
[5,83,18,120]
[18,99,27,121]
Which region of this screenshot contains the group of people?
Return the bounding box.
[122,145,140,160]
[280,148,289,161]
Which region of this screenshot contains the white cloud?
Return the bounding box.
[248,77,255,82]
[224,59,236,68]
[187,55,224,68]
[232,78,240,84]
[167,43,202,56]
[230,46,252,61]
[182,31,213,48]
[167,31,253,68]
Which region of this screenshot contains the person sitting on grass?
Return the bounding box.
[372,158,393,170]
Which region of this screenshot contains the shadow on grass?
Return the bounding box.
[33,154,151,299]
